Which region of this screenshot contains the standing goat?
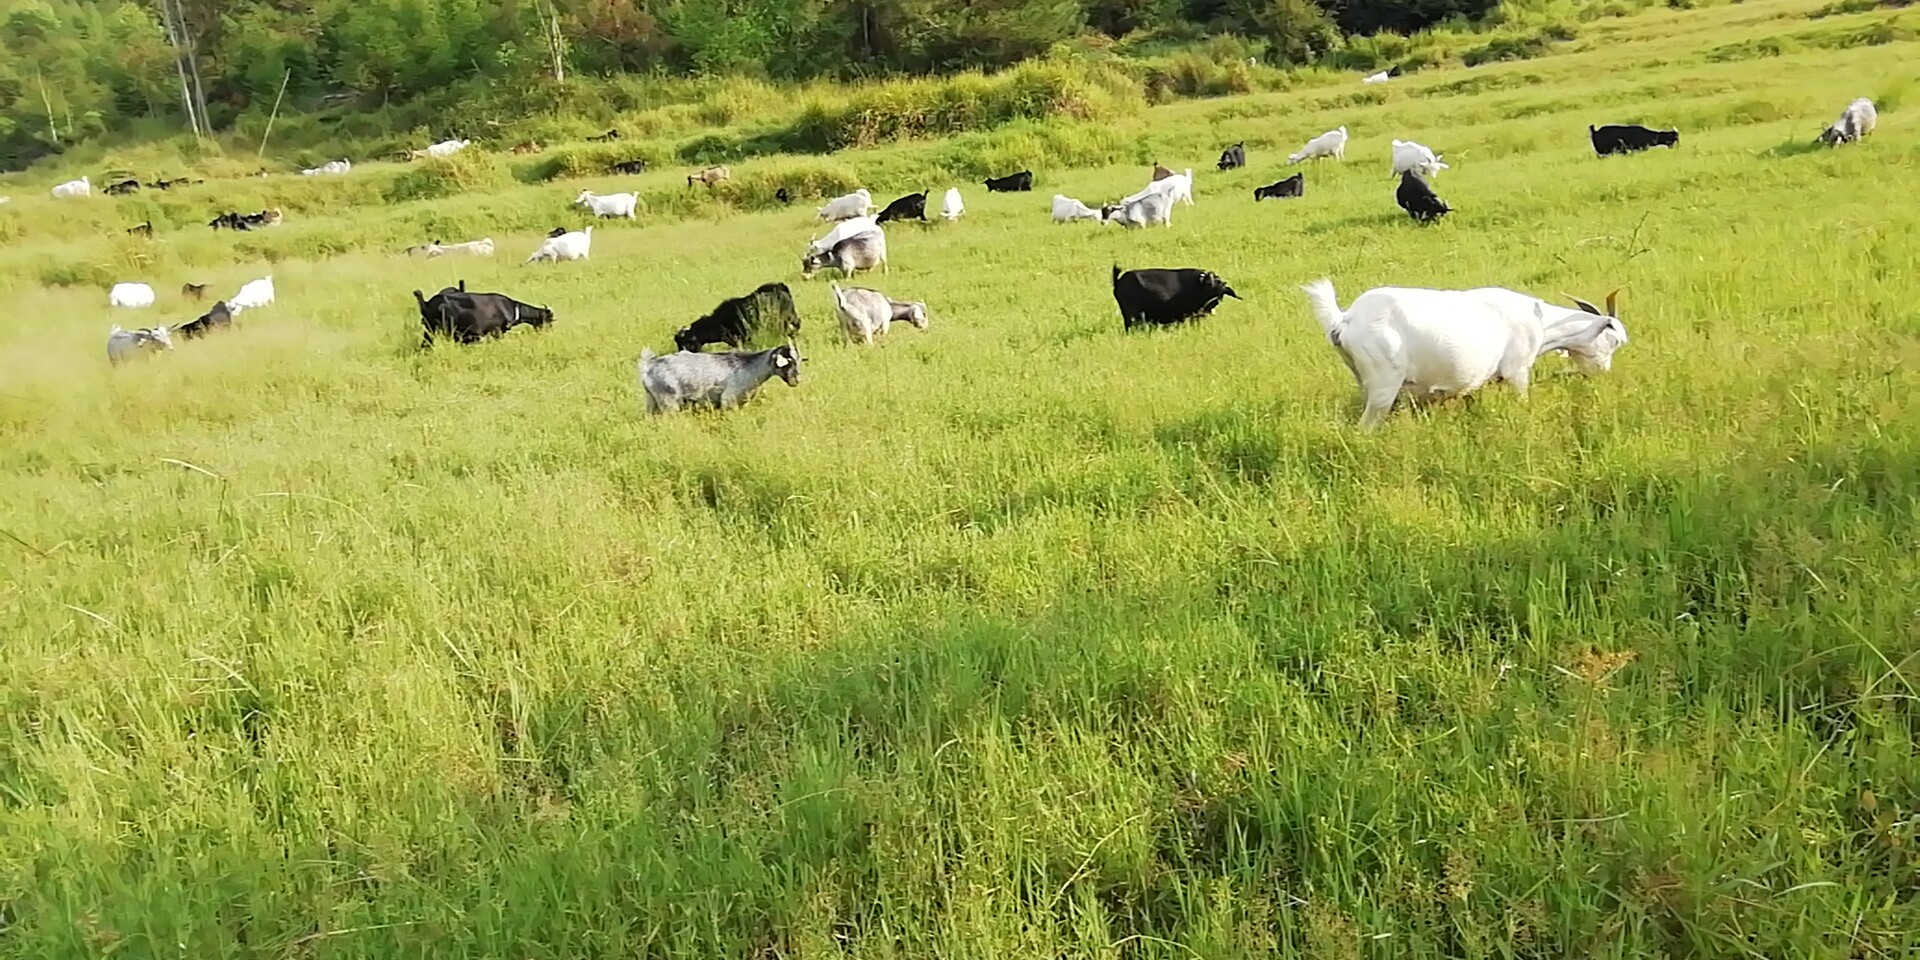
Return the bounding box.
[830,284,928,345]
[637,344,801,414]
[1299,278,1628,430]
[574,190,638,219]
[1818,98,1876,146]
[107,324,172,365]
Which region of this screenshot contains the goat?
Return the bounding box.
[405,240,443,256]
[511,140,543,154]
[106,324,172,364]
[687,165,730,188]
[984,170,1034,192]
[109,282,156,309]
[182,282,208,301]
[51,176,90,198]
[230,275,275,313]
[941,187,965,221]
[1395,170,1450,224]
[818,188,875,221]
[1217,142,1246,170]
[1151,163,1175,181]
[421,138,471,159]
[875,191,929,224]
[428,238,495,258]
[1390,139,1448,179]
[588,128,621,142]
[608,159,648,175]
[1253,174,1304,201]
[808,216,880,255]
[103,178,141,195]
[1289,127,1348,164]
[830,283,928,345]
[1362,70,1391,84]
[1112,266,1238,330]
[776,187,793,205]
[1052,194,1104,223]
[416,286,555,346]
[673,282,803,353]
[802,230,887,279]
[1590,123,1680,156]
[1818,97,1876,146]
[1101,189,1174,229]
[1299,278,1627,430]
[547,226,570,238]
[176,300,234,340]
[637,344,801,415]
[575,190,639,219]
[527,226,593,263]
[127,221,154,237]
[300,159,351,176]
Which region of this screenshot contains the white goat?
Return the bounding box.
[818,189,875,221]
[108,282,156,309]
[427,238,495,258]
[941,187,965,221]
[636,343,801,414]
[1102,189,1174,229]
[808,215,880,255]
[1051,194,1103,223]
[1289,127,1348,164]
[830,283,929,345]
[424,138,470,158]
[229,275,275,313]
[1362,70,1391,84]
[301,159,352,176]
[574,190,638,219]
[51,176,90,198]
[1818,97,1877,146]
[107,324,172,365]
[1300,278,1629,430]
[527,226,593,264]
[1391,139,1449,178]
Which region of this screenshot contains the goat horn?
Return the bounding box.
[1604,288,1620,317]
[1566,294,1602,316]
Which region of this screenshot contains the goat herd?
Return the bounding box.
[81,94,1877,429]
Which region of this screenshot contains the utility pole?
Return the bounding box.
[156,0,210,138]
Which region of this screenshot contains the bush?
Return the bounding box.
[1462,34,1551,65]
[524,143,674,183]
[384,151,511,202]
[785,61,1142,152]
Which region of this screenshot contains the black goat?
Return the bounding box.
[673,281,802,353]
[1112,265,1240,330]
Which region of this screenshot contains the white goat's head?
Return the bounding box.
[1562,290,1628,374]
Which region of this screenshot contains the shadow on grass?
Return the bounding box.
[1761,136,1833,159]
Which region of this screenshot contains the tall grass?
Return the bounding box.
[2,0,1918,956]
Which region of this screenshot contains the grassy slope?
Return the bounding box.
[3,0,1919,956]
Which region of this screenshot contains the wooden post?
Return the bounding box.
[258,69,293,158]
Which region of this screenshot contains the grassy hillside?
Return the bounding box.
[2,0,1918,956]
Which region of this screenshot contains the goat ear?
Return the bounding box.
[773,354,790,368]
[1604,289,1620,317]
[1567,294,1602,316]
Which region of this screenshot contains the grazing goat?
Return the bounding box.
[1299,278,1627,430]
[1395,170,1450,224]
[984,170,1034,192]
[875,191,929,224]
[609,159,648,175]
[941,187,965,221]
[230,275,275,313]
[575,190,639,219]
[1590,123,1679,156]
[1112,266,1238,330]
[428,238,495,258]
[127,221,154,237]
[109,282,156,309]
[637,344,801,415]
[1390,139,1448,178]
[1151,163,1175,181]
[1254,174,1304,200]
[1290,127,1348,163]
[1217,142,1246,170]
[1116,168,1193,209]
[831,284,928,345]
[1363,70,1391,84]
[209,209,283,231]
[776,187,793,205]
[1101,189,1174,229]
[104,178,141,196]
[300,159,351,176]
[1052,194,1104,223]
[177,300,234,340]
[818,189,875,221]
[527,226,593,264]
[802,230,887,279]
[687,165,730,188]
[51,176,90,198]
[1818,97,1876,146]
[182,282,207,300]
[674,282,803,353]
[808,216,879,255]
[416,286,554,346]
[511,140,543,154]
[547,226,570,238]
[411,138,470,160]
[588,128,621,142]
[107,324,172,364]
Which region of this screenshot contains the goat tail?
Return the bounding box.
[1300,277,1344,340]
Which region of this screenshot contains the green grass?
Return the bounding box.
[2,0,1918,956]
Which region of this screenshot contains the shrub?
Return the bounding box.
[384,151,510,202]
[785,61,1141,152]
[525,143,674,183]
[1462,34,1551,65]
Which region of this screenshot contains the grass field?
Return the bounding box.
[3,0,1919,956]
